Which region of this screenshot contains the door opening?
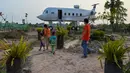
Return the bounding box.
[58,10,62,19]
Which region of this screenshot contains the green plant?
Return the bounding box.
[64,35,70,40]
[123,62,130,73]
[0,70,6,73]
[104,0,127,32]
[56,26,68,36]
[98,38,130,68]
[36,28,43,32]
[67,25,72,30]
[0,36,32,68]
[91,30,105,41]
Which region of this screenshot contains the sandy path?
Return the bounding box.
[30,47,103,73]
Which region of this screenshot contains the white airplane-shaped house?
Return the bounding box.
[37,3,99,22]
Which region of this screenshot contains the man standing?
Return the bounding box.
[81,18,91,58]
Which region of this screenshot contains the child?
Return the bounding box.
[39,31,45,51]
[44,24,51,50]
[49,31,57,54]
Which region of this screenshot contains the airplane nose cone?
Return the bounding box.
[37,15,44,20]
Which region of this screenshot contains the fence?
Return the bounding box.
[0,23,30,31]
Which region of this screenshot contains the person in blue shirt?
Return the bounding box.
[49,31,57,55]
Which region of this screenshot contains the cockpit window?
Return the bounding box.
[46,10,48,14]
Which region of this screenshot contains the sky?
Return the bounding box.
[0,0,130,24]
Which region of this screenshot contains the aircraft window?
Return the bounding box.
[68,13,70,16]
[80,13,82,16]
[76,13,78,16]
[64,13,66,15]
[51,12,54,14]
[46,10,48,14]
[72,13,74,16]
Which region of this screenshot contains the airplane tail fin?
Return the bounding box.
[88,3,99,22]
[92,3,99,12]
[90,3,99,15]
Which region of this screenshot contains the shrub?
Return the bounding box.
[56,26,68,36]
[126,24,130,33]
[98,38,130,68]
[36,28,43,32]
[91,30,105,41]
[67,25,72,30]
[123,61,130,73]
[0,36,32,68]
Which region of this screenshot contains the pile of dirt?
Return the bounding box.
[88,40,102,53]
[0,31,27,39]
[63,43,82,53]
[63,40,102,54]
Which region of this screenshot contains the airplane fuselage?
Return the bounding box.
[37,7,94,22]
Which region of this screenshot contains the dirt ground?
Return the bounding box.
[0,38,104,73]
[30,47,104,73]
[1,31,130,73]
[29,34,130,73]
[30,38,104,73]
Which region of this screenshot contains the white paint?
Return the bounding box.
[37,4,98,22]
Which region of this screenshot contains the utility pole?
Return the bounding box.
[25,13,28,24]
[12,15,13,24]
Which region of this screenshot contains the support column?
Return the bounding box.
[49,21,52,26]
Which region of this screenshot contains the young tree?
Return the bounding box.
[115,0,127,24]
[97,11,110,24]
[104,0,127,32]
